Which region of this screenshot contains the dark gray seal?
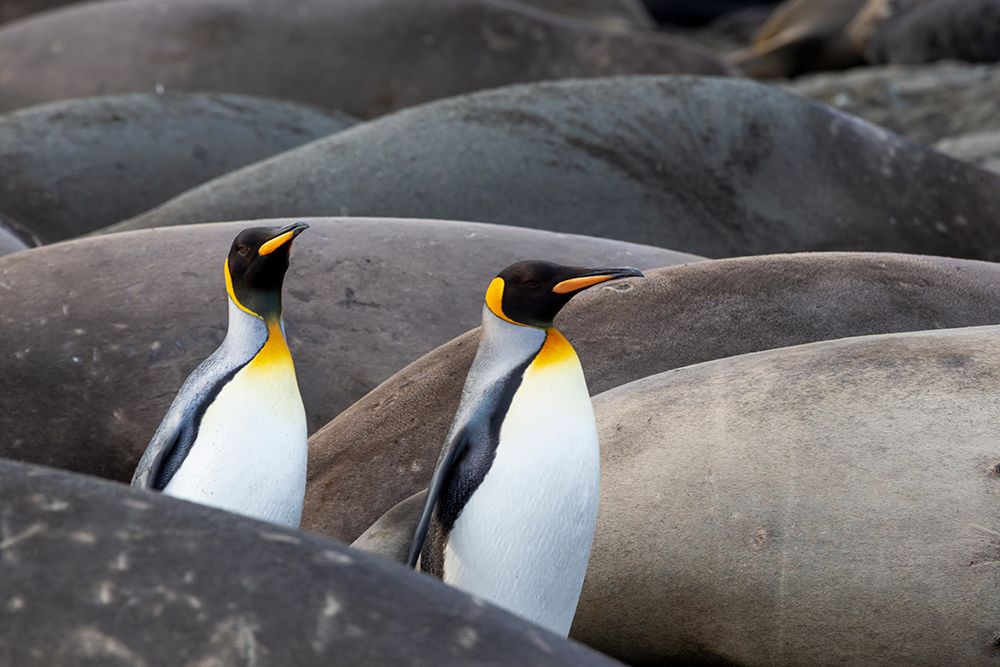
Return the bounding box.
[0,0,81,24]
[114,77,1000,261]
[0,457,621,667]
[854,0,1000,65]
[0,93,354,242]
[0,0,729,117]
[302,252,1000,541]
[355,325,1000,665]
[519,0,655,29]
[0,217,692,482]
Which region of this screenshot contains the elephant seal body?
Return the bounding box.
[731,0,867,77]
[0,93,353,242]
[115,77,1000,261]
[0,458,620,667]
[0,0,728,116]
[854,0,1000,65]
[353,326,1000,665]
[519,0,655,30]
[304,252,1000,540]
[576,326,1000,665]
[0,217,691,482]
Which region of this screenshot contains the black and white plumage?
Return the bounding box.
[408,260,643,636]
[131,223,309,528]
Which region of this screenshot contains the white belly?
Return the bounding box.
[164,361,308,528]
[443,353,600,637]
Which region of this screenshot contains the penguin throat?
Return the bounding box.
[224,259,283,320]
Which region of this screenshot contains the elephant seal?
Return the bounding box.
[0,0,729,117]
[0,217,692,482]
[354,326,1000,665]
[303,251,1000,541]
[0,458,621,667]
[852,0,1000,65]
[730,0,867,77]
[0,93,354,242]
[115,76,1000,262]
[0,0,81,25]
[519,0,655,30]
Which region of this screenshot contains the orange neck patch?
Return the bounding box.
[247,320,295,372]
[531,328,578,369]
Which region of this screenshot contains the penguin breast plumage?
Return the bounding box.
[163,312,307,528]
[443,328,600,637]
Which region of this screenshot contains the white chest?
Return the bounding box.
[164,359,307,528]
[444,351,600,637]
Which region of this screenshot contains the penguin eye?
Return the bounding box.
[523,280,542,289]
[237,244,251,257]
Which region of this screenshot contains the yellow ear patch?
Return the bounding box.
[224,259,259,318]
[258,229,296,256]
[484,277,520,325]
[552,274,614,294]
[531,328,578,369]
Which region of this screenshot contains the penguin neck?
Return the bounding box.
[223,297,289,364]
[478,305,549,364]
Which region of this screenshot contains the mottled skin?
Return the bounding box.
[519,0,654,29]
[356,326,1000,665]
[115,77,1000,261]
[0,217,692,481]
[0,0,729,116]
[304,252,1000,541]
[0,458,622,667]
[0,94,354,242]
[854,0,1000,65]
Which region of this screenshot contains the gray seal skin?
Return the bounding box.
[303,252,1000,541]
[0,459,623,667]
[0,0,82,24]
[0,0,730,117]
[114,77,1000,261]
[519,0,655,29]
[0,93,354,243]
[857,0,1000,65]
[0,217,693,482]
[354,326,1000,665]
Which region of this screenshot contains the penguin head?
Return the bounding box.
[485,260,644,328]
[225,222,309,320]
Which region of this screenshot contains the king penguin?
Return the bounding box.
[131,222,310,528]
[407,259,644,637]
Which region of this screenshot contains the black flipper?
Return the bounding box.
[407,427,470,568]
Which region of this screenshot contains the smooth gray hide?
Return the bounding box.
[0,458,622,667]
[353,327,1000,665]
[518,0,655,29]
[0,0,729,117]
[0,218,693,481]
[0,93,354,242]
[863,0,1000,65]
[304,252,1000,540]
[116,77,1000,260]
[0,0,82,24]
